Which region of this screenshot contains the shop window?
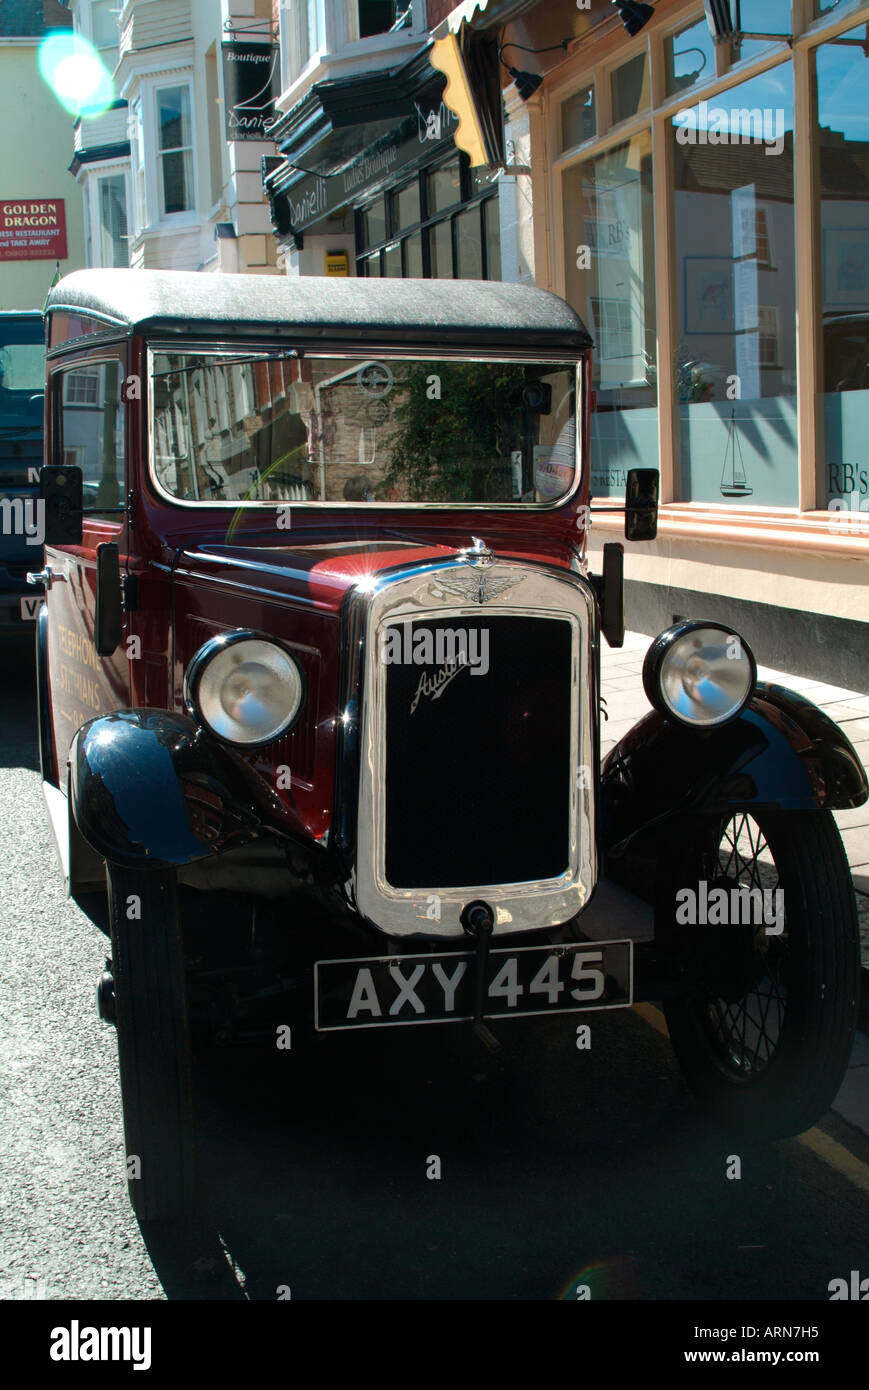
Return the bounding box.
[672,67,796,505]
[426,159,462,216]
[815,24,869,512]
[561,84,596,150]
[395,180,421,232]
[363,252,381,276]
[665,18,715,97]
[382,243,402,277]
[732,0,791,63]
[156,84,194,217]
[98,174,128,268]
[610,53,649,125]
[60,363,125,518]
[362,197,387,248]
[404,233,423,277]
[429,219,453,278]
[456,205,483,279]
[562,133,657,497]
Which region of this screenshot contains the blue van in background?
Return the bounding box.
[0,312,45,633]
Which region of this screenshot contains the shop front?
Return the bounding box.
[263,46,501,281]
[478,0,869,687]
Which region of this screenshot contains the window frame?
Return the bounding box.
[154,81,196,221]
[547,0,869,517]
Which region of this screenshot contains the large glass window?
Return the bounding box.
[151,353,577,505]
[563,134,657,497]
[156,85,194,217]
[672,66,796,504]
[815,25,869,514]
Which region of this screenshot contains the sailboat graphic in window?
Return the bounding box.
[720,409,753,497]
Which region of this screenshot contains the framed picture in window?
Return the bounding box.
[823,228,869,309]
[684,256,735,335]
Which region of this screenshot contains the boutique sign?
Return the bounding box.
[221,42,279,141]
[0,199,67,261]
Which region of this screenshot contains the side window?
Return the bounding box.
[58,362,125,519]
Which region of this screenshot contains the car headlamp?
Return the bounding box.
[185,632,304,746]
[642,622,756,729]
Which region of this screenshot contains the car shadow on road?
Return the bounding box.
[133,1001,862,1302]
[0,638,39,771]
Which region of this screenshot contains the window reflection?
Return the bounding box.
[562,134,657,497]
[672,67,797,504]
[816,25,869,511]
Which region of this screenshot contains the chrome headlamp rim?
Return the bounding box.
[184,629,306,748]
[642,620,757,729]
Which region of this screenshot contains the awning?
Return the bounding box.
[431,0,542,38]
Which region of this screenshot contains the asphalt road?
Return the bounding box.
[2,643,869,1303]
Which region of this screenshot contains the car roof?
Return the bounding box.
[45,269,592,352]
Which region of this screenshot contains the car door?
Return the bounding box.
[43,355,131,780]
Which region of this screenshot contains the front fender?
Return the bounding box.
[69,709,271,869]
[602,681,868,856]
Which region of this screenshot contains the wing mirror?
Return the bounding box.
[40,464,83,545]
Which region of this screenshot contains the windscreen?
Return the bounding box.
[0,317,44,438]
[150,352,577,505]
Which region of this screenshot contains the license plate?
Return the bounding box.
[315,939,632,1032]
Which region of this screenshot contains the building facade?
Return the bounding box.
[0,0,86,310]
[443,0,868,688]
[69,0,281,274]
[263,0,532,282]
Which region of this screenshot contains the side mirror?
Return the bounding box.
[95,542,123,657]
[625,468,659,542]
[593,542,625,649]
[40,465,83,545]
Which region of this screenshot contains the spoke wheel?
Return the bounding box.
[662,809,860,1138]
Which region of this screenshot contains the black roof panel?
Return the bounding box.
[46,269,592,352]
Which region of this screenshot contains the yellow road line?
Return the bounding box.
[797,1127,869,1195]
[632,1001,869,1194]
[632,1001,670,1037]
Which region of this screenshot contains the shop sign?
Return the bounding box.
[221,42,279,141]
[0,200,67,261]
[279,83,460,238]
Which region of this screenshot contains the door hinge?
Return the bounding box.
[121,574,138,612]
[126,489,135,531]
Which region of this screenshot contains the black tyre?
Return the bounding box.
[106,862,195,1221]
[662,809,860,1139]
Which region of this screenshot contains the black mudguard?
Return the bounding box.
[602,681,868,870]
[69,709,278,870]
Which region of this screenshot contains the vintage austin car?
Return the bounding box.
[32,270,867,1222]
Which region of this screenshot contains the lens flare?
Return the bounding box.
[558,1256,643,1300]
[38,32,115,117]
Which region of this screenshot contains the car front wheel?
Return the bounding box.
[105,862,195,1222]
[662,809,860,1139]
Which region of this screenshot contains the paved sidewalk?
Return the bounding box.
[600,631,869,1135]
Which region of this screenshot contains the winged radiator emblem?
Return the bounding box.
[426,538,521,605]
[428,570,521,605]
